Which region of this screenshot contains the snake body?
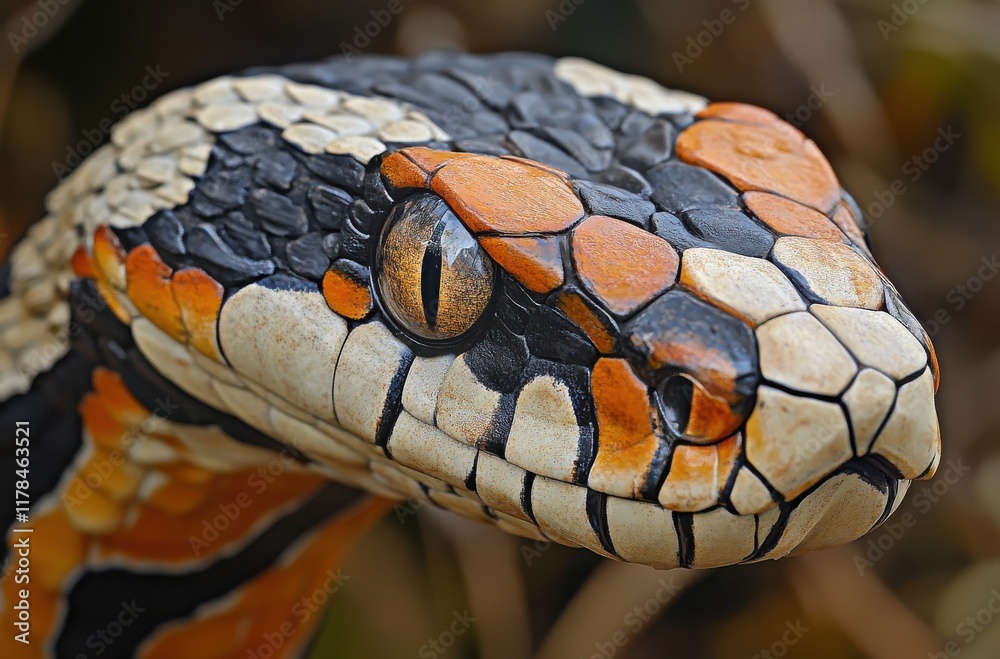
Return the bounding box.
[0,52,941,656]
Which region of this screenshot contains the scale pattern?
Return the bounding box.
[0,52,941,656]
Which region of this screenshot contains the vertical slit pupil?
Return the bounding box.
[420,220,446,329]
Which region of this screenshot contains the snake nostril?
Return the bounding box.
[656,372,752,444]
[658,374,694,438]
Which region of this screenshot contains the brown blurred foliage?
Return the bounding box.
[2,1,999,657]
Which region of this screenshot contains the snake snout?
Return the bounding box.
[745,305,941,503]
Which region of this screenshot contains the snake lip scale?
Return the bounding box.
[0,52,941,656]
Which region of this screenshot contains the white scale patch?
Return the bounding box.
[746,386,853,500]
[506,375,582,482]
[219,283,348,421]
[690,508,757,568]
[554,57,709,116]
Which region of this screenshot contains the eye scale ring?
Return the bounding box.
[375,193,496,345]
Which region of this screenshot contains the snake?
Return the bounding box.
[0,52,941,657]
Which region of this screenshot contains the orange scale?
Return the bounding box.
[554,289,619,355]
[172,268,225,362]
[125,244,186,342]
[684,381,745,443]
[27,509,89,591]
[96,279,134,325]
[322,263,374,321]
[92,225,128,288]
[430,154,584,235]
[144,475,212,516]
[381,151,432,190]
[744,191,847,242]
[697,102,784,126]
[83,448,144,502]
[588,358,662,497]
[571,215,679,317]
[62,485,126,535]
[500,154,571,179]
[660,433,741,512]
[71,245,95,278]
[96,471,326,564]
[91,367,149,427]
[398,146,461,173]
[677,118,842,213]
[140,612,246,659]
[925,333,941,392]
[80,393,130,451]
[159,461,217,485]
[479,235,565,294]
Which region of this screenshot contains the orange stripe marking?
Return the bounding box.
[139,498,392,659]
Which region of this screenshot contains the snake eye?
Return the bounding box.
[376,193,495,343]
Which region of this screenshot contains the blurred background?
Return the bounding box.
[2,0,999,657]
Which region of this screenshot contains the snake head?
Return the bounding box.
[83,64,941,569]
[367,130,940,565]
